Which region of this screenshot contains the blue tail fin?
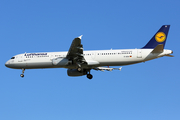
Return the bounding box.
[142,25,170,49]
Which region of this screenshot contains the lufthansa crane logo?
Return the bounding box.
[155,32,166,42]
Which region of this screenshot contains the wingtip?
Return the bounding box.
[119,67,122,71]
[78,35,83,39]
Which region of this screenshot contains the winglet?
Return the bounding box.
[78,35,83,39]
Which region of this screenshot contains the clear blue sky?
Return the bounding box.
[1,0,180,120]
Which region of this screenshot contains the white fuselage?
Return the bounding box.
[5,49,172,69]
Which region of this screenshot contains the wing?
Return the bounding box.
[66,35,86,65]
[94,67,122,72]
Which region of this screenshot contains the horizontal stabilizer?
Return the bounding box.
[94,67,122,71]
[165,54,174,57]
[151,44,164,53]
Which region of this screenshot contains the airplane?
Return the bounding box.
[5,25,173,79]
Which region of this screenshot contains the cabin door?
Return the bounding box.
[137,49,142,58]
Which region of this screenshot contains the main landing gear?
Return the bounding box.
[87,74,93,79]
[77,67,82,72]
[77,63,82,72]
[20,68,25,78]
[77,67,93,79]
[86,70,93,79]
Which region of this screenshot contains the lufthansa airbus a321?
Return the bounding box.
[5,25,173,79]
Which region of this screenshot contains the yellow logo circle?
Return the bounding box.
[155,32,166,42]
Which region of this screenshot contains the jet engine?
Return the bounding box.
[67,69,87,76]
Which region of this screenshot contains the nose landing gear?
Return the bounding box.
[20,68,25,78]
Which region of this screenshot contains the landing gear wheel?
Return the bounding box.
[77,67,82,72]
[87,74,93,79]
[20,74,24,78]
[20,68,25,78]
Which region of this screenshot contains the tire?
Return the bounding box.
[87,74,93,79]
[20,74,24,78]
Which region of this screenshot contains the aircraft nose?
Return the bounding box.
[5,61,10,68]
[5,61,8,67]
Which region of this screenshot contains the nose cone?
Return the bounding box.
[5,61,10,67]
[5,60,13,68]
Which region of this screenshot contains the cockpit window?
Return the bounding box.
[11,57,15,59]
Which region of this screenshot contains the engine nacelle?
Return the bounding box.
[67,69,87,76]
[52,58,69,66]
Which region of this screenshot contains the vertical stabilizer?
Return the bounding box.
[142,25,170,49]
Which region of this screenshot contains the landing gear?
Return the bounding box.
[77,63,82,72]
[76,66,93,79]
[86,70,93,79]
[87,74,93,79]
[77,67,82,72]
[20,74,24,78]
[20,68,25,78]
